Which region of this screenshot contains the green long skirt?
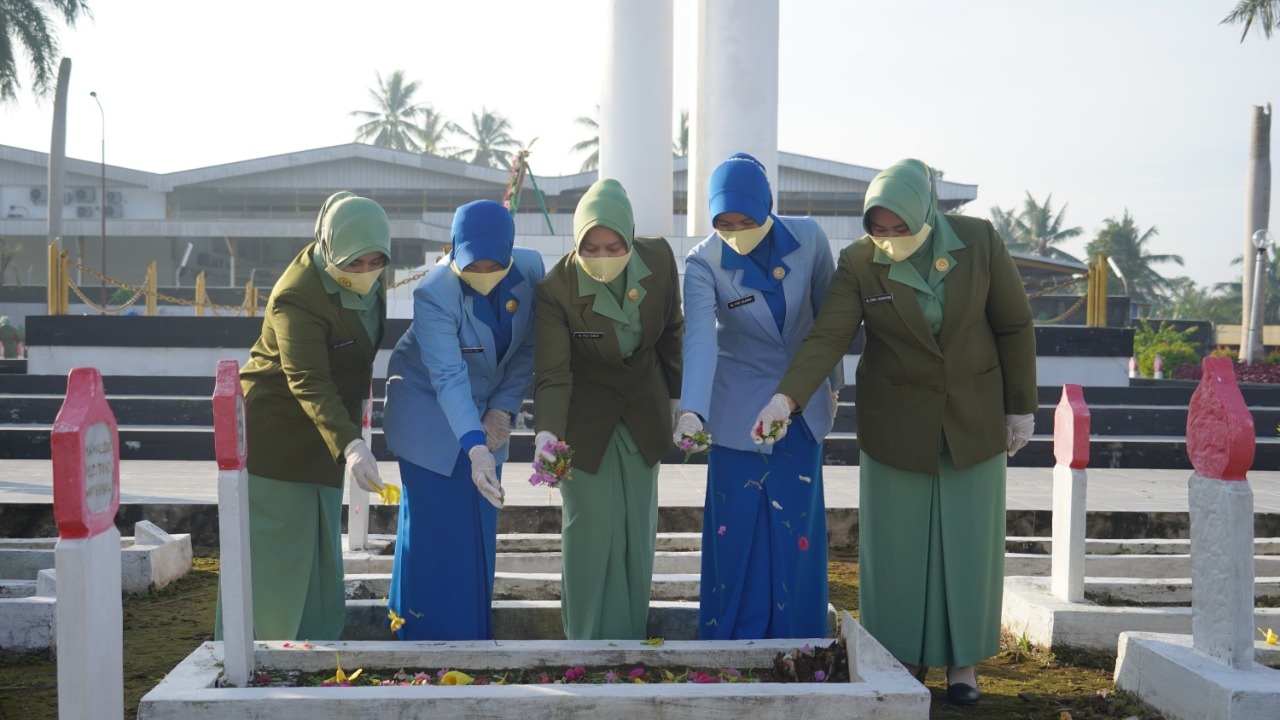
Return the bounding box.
[559,423,658,640]
[859,450,1006,667]
[215,473,346,641]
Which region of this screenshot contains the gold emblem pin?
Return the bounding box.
[338,277,353,288]
[934,258,949,272]
[505,299,518,313]
[772,267,786,280]
[628,288,640,302]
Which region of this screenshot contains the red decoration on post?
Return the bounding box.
[1053,384,1091,469]
[213,360,247,472]
[1186,357,1255,481]
[51,367,120,540]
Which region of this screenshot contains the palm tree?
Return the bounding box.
[351,70,424,152]
[1151,276,1234,322]
[571,109,599,173]
[416,105,458,158]
[453,107,521,169]
[1085,210,1183,305]
[1222,0,1278,41]
[673,109,689,157]
[1010,192,1083,262]
[988,206,1023,246]
[1213,246,1280,325]
[1,0,91,103]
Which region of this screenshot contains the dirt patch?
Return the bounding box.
[0,549,1168,719]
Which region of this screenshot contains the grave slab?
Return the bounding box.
[1115,632,1280,720]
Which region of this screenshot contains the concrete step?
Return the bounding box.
[1005,553,1280,578]
[1007,536,1280,555]
[344,572,701,602]
[1084,576,1280,605]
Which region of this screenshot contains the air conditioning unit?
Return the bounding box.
[75,187,96,203]
[106,191,123,204]
[104,203,123,218]
[30,187,47,204]
[75,205,94,219]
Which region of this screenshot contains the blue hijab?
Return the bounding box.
[449,200,520,359]
[709,153,797,333]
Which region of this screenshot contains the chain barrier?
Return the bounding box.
[66,278,144,314]
[1026,271,1092,325]
[387,270,427,290]
[68,260,259,314]
[1035,294,1089,325]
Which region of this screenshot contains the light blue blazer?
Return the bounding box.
[383,247,544,475]
[682,216,843,454]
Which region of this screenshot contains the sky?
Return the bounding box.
[2,0,1277,290]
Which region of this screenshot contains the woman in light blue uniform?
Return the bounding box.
[382,199,543,640]
[678,154,842,639]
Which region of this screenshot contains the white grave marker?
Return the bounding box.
[213,359,255,687]
[346,384,374,551]
[1050,384,1090,602]
[1186,356,1256,669]
[51,367,123,719]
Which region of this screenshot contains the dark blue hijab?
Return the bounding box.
[450,200,520,359]
[709,153,797,333]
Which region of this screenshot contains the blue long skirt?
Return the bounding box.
[388,451,501,641]
[699,419,828,639]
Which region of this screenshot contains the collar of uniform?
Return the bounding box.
[575,249,652,323]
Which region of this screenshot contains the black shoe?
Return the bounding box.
[946,682,980,705]
[913,665,929,683]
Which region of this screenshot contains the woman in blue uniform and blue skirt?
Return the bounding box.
[382,200,543,640]
[678,153,841,639]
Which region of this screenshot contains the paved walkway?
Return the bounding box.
[3,459,1280,513]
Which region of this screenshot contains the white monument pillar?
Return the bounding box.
[346,386,374,551]
[213,359,254,687]
[51,367,123,719]
[1049,384,1090,603]
[687,0,781,237]
[599,0,674,237]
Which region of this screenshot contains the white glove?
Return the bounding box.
[343,438,383,493]
[482,409,512,452]
[673,411,708,452]
[751,394,795,446]
[1005,413,1035,456]
[534,430,560,465]
[468,445,504,508]
[831,390,841,426]
[669,398,680,425]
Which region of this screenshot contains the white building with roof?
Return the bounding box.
[0,142,980,314]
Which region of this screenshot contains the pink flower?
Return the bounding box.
[538,674,552,684]
[801,645,813,654]
[628,667,646,680]
[798,536,809,551]
[604,671,618,684]
[717,525,726,536]
[813,670,826,682]
[564,666,586,682]
[689,670,721,683]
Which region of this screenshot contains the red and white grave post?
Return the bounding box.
[51,367,123,719]
[1050,384,1091,602]
[213,359,254,686]
[1186,357,1257,669]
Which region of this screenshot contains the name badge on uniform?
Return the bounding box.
[863,293,894,305]
[460,347,484,354]
[727,295,756,309]
[573,331,604,340]
[329,338,356,350]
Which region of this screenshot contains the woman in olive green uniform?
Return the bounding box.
[755,159,1036,705]
[218,191,391,641]
[533,179,684,640]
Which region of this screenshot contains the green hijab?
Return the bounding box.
[311,191,391,336]
[573,179,634,251]
[862,158,961,257]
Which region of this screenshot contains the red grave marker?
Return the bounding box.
[213,360,247,471]
[51,367,120,540]
[1186,357,1255,481]
[1053,384,1091,470]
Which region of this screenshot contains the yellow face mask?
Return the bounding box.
[451,259,511,296]
[577,252,631,284]
[717,216,774,256]
[324,264,381,295]
[865,222,932,262]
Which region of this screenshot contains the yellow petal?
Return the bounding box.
[378,484,401,505]
[440,670,475,685]
[347,668,363,683]
[641,637,665,646]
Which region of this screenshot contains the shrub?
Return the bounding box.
[1209,346,1238,359]
[1132,320,1200,378]
[1264,351,1280,366]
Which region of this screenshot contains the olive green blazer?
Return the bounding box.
[777,215,1036,473]
[240,243,386,487]
[534,237,684,474]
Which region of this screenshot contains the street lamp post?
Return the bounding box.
[90,91,106,310]
[1245,229,1272,363]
